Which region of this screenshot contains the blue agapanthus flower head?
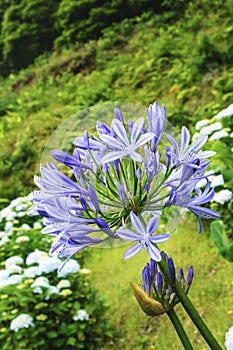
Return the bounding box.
[29,102,219,269]
[140,254,194,310]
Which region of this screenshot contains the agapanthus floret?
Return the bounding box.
[100,118,154,163]
[166,126,216,170]
[116,211,170,261]
[29,101,219,268]
[165,179,220,233]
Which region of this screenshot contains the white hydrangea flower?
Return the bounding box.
[0,236,9,246]
[48,285,60,295]
[0,281,6,289]
[215,104,233,120]
[33,221,42,229]
[10,314,34,332]
[225,326,233,350]
[16,211,26,218]
[5,212,16,221]
[0,231,6,238]
[209,174,224,188]
[73,310,89,321]
[10,197,29,208]
[4,221,14,232]
[15,236,30,243]
[5,256,24,269]
[20,224,31,231]
[209,130,229,141]
[0,270,9,281]
[24,266,41,278]
[57,259,80,278]
[33,287,43,294]
[199,122,222,135]
[0,206,12,221]
[31,276,50,288]
[26,250,47,265]
[15,204,28,212]
[195,119,210,130]
[38,256,61,274]
[213,190,233,205]
[57,279,71,289]
[4,274,23,286]
[7,265,23,275]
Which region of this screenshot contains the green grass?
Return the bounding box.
[85,214,233,349]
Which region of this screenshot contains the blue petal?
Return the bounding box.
[146,216,159,235]
[196,151,216,158]
[190,205,220,219]
[88,186,100,211]
[51,150,90,169]
[99,133,124,149]
[123,242,142,259]
[114,107,124,123]
[111,119,129,146]
[101,151,126,164]
[135,132,154,148]
[130,151,143,162]
[131,117,144,144]
[180,126,190,155]
[147,242,161,261]
[166,133,179,155]
[189,134,208,152]
[116,228,139,241]
[130,212,145,235]
[150,233,170,244]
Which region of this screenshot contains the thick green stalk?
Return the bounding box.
[158,258,223,350]
[173,283,222,350]
[166,309,194,350]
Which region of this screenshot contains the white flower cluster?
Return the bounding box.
[194,104,233,205]
[0,255,24,289]
[225,326,233,350]
[73,309,89,321]
[0,196,43,248]
[0,248,80,292]
[10,314,34,332]
[194,104,232,142]
[215,104,233,120]
[0,197,32,230]
[214,190,233,205]
[0,196,91,337]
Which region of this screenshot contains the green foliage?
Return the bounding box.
[1,0,59,72]
[210,220,233,262]
[0,198,113,350]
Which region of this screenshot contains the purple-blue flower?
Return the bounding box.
[100,118,154,163]
[116,211,170,261]
[166,126,215,170]
[165,179,220,232]
[29,101,219,268]
[141,255,194,308]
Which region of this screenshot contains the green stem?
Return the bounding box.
[166,309,194,350]
[173,283,222,350]
[158,258,223,350]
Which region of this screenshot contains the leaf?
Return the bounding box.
[210,220,229,257]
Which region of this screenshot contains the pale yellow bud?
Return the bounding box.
[130,281,167,316]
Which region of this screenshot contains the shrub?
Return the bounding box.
[0,197,113,349]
